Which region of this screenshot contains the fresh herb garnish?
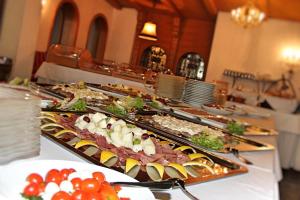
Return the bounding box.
[106,104,127,116]
[133,138,141,145]
[227,121,245,135]
[21,193,43,200]
[190,132,224,150]
[69,99,87,111]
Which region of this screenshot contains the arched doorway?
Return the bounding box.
[140,46,167,72]
[86,15,108,63]
[49,1,79,46]
[176,52,205,80]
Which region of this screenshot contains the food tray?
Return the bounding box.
[178,108,278,136]
[40,111,247,185]
[134,110,274,153]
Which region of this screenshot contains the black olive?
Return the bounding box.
[83,116,90,123]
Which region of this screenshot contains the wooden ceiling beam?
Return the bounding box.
[165,0,183,18]
[202,0,218,16]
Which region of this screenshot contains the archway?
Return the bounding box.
[140,46,167,72]
[49,1,79,46]
[176,52,205,80]
[86,15,108,63]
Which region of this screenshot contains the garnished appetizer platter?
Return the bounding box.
[40,111,248,184]
[179,108,277,136]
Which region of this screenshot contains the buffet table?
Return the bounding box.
[2,135,277,200]
[35,62,153,93]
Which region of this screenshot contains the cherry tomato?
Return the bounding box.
[26,173,43,184]
[71,177,82,190]
[69,168,76,173]
[120,198,130,200]
[52,191,71,200]
[46,169,62,185]
[87,192,102,200]
[113,184,121,193]
[70,190,88,200]
[38,182,46,193]
[23,183,40,197]
[60,168,72,180]
[81,178,100,193]
[92,172,105,184]
[99,183,118,200]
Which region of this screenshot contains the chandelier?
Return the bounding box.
[231,1,265,28]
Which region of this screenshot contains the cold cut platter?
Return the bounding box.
[40,111,248,185]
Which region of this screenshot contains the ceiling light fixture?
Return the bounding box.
[139,22,158,41]
[231,0,265,28]
[138,0,160,41]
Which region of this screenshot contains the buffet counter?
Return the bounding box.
[8,136,278,200]
[35,62,153,94]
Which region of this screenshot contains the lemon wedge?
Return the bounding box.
[41,123,64,131]
[53,129,78,138]
[183,161,215,175]
[165,163,188,179]
[174,146,196,153]
[74,140,98,149]
[125,158,140,178]
[146,163,164,181]
[100,151,118,167]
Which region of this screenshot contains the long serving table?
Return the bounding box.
[5,133,277,200]
[33,63,280,199]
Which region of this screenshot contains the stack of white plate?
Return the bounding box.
[183,79,216,107]
[0,86,41,164]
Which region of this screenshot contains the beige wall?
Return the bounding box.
[0,0,41,79]
[104,8,137,64]
[207,12,300,93]
[37,0,137,64]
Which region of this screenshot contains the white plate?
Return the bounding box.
[0,160,155,200]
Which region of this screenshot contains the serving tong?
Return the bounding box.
[112,178,199,200]
[225,147,253,165]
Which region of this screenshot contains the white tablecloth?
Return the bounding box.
[0,136,279,200]
[35,62,152,93]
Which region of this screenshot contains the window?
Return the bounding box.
[49,2,78,46]
[140,46,167,72]
[176,53,205,80]
[86,15,108,63]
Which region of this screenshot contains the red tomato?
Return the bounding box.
[60,168,72,180]
[71,177,82,190]
[38,182,46,193]
[92,172,105,184]
[69,168,76,173]
[23,183,40,197]
[70,190,88,200]
[52,191,71,200]
[99,183,119,200]
[26,173,43,184]
[86,192,102,200]
[120,198,130,200]
[46,169,62,185]
[81,178,100,193]
[113,185,121,193]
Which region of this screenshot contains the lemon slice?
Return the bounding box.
[146,163,164,181]
[165,163,188,179]
[125,158,140,178]
[188,153,214,166]
[41,112,55,118]
[74,140,98,149]
[100,151,118,167]
[174,146,196,153]
[183,161,215,176]
[38,116,57,123]
[41,123,64,131]
[53,129,78,138]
